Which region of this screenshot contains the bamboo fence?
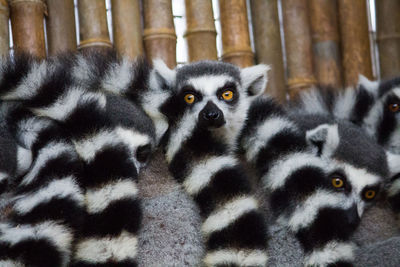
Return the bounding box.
[1,0,395,98]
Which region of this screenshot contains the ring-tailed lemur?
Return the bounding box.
[158,61,270,266]
[238,96,389,266]
[70,54,271,266]
[293,76,400,226]
[0,104,85,267]
[0,53,157,266]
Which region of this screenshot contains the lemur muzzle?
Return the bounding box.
[199,101,226,128]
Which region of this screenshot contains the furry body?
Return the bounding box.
[238,96,388,266]
[294,77,400,225]
[0,54,156,266]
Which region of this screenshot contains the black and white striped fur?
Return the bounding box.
[0,53,156,266]
[65,55,272,266]
[156,61,270,266]
[294,76,400,227]
[238,96,388,266]
[0,104,85,267]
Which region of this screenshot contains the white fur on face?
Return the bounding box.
[183,155,238,195]
[333,160,382,217]
[186,75,235,96]
[183,75,250,146]
[204,249,268,267]
[86,179,138,214]
[74,231,138,263]
[14,176,83,215]
[304,241,354,266]
[201,196,259,235]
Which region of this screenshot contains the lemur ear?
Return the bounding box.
[240,64,270,97]
[358,74,379,94]
[306,124,340,157]
[386,151,400,177]
[150,59,176,91]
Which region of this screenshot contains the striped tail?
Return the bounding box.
[238,97,357,266]
[0,54,152,266]
[164,120,268,266]
[0,104,85,267]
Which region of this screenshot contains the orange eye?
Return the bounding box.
[332,177,344,188]
[184,94,195,104]
[222,90,233,101]
[364,190,376,200]
[388,103,399,113]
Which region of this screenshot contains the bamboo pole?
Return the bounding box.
[250,0,286,103]
[0,0,9,57]
[184,0,217,62]
[219,0,253,67]
[309,0,342,88]
[46,0,77,56]
[376,0,400,79]
[281,0,316,97]
[77,0,112,52]
[143,0,176,68]
[111,0,144,59]
[9,0,46,58]
[338,0,373,86]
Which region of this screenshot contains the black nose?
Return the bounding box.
[204,110,220,120]
[199,101,225,128]
[346,205,360,227]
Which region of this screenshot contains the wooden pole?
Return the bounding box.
[184,0,217,62]
[9,0,46,58]
[77,0,112,52]
[111,0,144,59]
[143,0,176,68]
[281,0,316,97]
[219,0,254,67]
[250,0,286,103]
[376,0,400,79]
[309,0,342,88]
[338,0,373,86]
[46,0,77,56]
[0,0,9,57]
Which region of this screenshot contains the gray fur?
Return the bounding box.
[176,60,241,87]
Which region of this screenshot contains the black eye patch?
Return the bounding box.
[217,82,239,105]
[136,144,152,163]
[361,184,381,202]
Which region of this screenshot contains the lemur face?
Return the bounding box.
[306,122,388,219]
[360,76,400,153]
[379,88,400,153]
[160,61,269,145]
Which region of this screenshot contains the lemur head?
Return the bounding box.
[306,120,389,219]
[359,75,400,153]
[159,60,269,145]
